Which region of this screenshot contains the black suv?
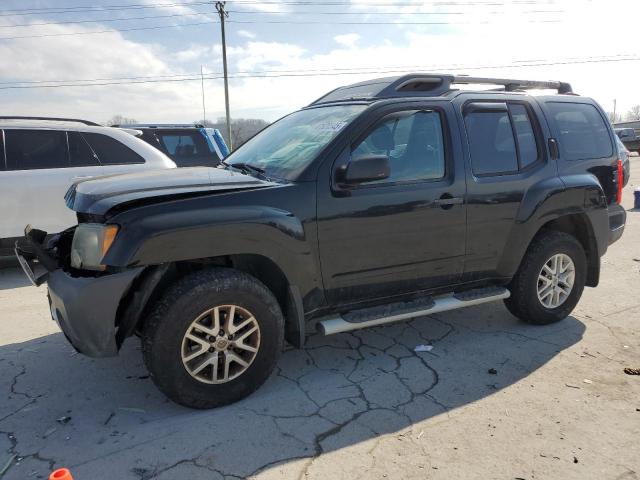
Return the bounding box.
[16,74,626,409]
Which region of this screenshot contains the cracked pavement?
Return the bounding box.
[1,162,639,479]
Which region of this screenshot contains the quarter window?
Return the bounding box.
[546,102,612,160]
[5,130,69,170]
[68,132,99,167]
[352,110,446,184]
[82,132,145,165]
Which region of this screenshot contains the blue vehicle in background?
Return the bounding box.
[114,123,230,167]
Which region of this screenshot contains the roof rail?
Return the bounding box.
[0,116,101,126]
[450,75,573,94]
[310,73,574,105]
[112,123,205,129]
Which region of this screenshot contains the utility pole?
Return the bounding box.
[613,99,617,124]
[215,1,232,150]
[200,65,206,123]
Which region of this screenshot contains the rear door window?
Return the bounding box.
[5,130,69,170]
[546,102,613,160]
[465,110,519,175]
[509,104,539,168]
[68,132,99,167]
[82,132,145,165]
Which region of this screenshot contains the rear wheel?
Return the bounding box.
[505,230,586,325]
[142,268,284,409]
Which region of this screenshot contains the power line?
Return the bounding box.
[0,21,213,40]
[0,8,563,28]
[0,0,558,17]
[0,16,563,40]
[0,11,215,28]
[0,56,638,90]
[0,2,212,17]
[0,7,562,28]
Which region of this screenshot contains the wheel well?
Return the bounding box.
[120,254,303,348]
[537,214,599,287]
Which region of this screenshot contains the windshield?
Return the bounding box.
[225,104,366,180]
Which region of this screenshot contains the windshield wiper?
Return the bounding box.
[222,161,265,176]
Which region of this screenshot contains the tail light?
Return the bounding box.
[616,158,623,204]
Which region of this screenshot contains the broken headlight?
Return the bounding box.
[70,223,119,271]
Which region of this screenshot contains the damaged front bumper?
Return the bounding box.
[15,226,143,357]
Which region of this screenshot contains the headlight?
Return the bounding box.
[70,224,119,271]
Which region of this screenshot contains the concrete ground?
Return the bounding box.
[1,162,639,480]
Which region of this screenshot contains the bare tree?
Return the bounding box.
[607,111,623,123]
[107,114,138,126]
[625,105,640,121]
[195,118,269,148]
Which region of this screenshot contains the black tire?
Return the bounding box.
[142,268,284,409]
[505,230,586,325]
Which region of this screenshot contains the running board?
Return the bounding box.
[318,287,510,336]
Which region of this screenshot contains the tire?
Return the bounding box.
[142,268,284,409]
[505,230,586,325]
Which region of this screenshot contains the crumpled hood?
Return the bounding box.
[65,166,278,216]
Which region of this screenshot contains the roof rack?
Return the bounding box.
[0,116,101,126]
[310,73,573,105]
[112,123,205,129]
[450,75,573,94]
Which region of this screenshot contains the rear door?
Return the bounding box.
[540,99,618,204]
[0,129,104,238]
[455,97,557,281]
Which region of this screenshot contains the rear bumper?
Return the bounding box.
[608,203,626,245]
[47,267,143,357]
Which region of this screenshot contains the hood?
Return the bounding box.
[65,166,278,216]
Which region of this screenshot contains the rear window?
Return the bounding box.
[82,132,145,165]
[5,129,69,170]
[546,102,612,160]
[157,132,210,158]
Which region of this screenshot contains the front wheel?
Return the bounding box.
[142,268,284,409]
[505,230,586,325]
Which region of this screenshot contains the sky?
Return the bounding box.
[0,0,639,124]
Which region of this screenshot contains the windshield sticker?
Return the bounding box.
[316,120,349,132]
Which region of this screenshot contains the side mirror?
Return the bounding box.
[340,154,390,185]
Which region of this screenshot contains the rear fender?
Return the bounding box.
[496,174,608,279]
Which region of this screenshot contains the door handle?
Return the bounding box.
[433,196,463,209]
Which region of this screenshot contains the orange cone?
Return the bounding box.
[49,468,73,480]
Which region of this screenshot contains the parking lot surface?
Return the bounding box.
[1,159,639,480]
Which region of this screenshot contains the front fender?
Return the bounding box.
[102,204,320,302]
[496,174,609,278]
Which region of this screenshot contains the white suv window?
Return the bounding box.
[5,130,69,170]
[83,132,145,165]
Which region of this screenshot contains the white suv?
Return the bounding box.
[0,117,176,254]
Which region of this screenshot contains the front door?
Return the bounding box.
[317,105,467,306]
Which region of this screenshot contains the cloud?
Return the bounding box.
[2,0,640,124]
[334,33,360,48]
[238,30,256,39]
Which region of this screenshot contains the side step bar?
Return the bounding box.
[318,287,510,336]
